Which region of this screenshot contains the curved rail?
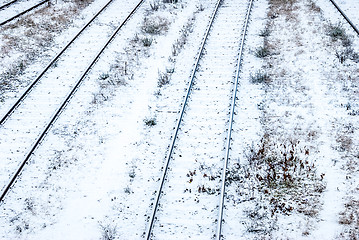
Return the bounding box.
[328,0,359,35]
[215,0,254,239]
[0,0,49,26]
[144,0,223,239]
[0,0,115,126]
[0,0,145,203]
[0,0,18,11]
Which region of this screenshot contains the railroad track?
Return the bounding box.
[0,0,49,26]
[0,0,145,202]
[0,0,18,11]
[328,0,359,35]
[144,0,253,239]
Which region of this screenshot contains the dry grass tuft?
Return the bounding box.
[306,0,321,13]
[268,0,299,21]
[226,135,325,234]
[338,197,359,239]
[142,16,170,35]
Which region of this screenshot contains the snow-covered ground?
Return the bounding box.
[0,0,145,196]
[323,0,359,27]
[0,0,44,24]
[0,0,358,239]
[150,0,249,238]
[224,0,359,239]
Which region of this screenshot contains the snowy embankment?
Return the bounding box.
[0,0,358,239]
[224,0,359,239]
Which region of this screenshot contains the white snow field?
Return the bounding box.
[0,0,358,239]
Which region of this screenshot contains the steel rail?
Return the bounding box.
[0,0,145,203]
[144,0,223,239]
[0,0,115,126]
[215,0,254,239]
[0,0,18,11]
[0,0,49,26]
[328,0,359,35]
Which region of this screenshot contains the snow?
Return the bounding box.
[0,0,43,23]
[0,0,146,200]
[151,0,249,238]
[325,0,359,27]
[0,0,358,239]
[224,0,357,238]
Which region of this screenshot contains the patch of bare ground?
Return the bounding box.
[267,0,300,22]
[0,0,93,99]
